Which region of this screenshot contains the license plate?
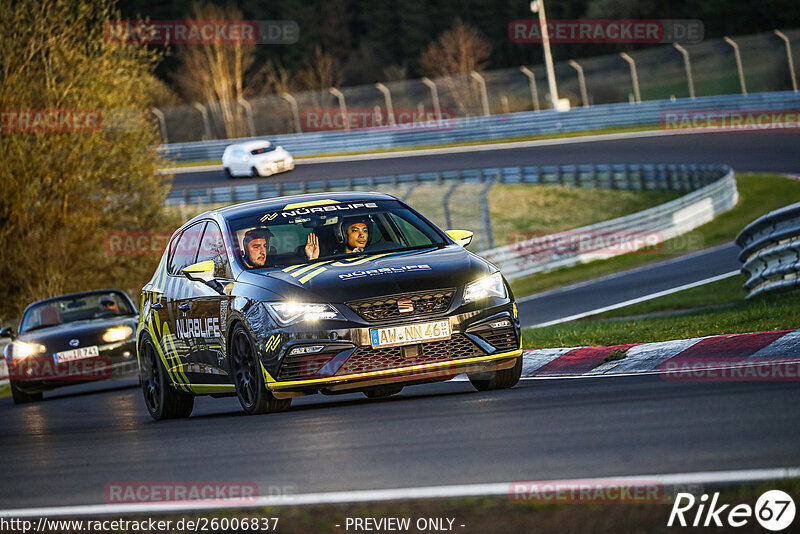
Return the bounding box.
[370,320,451,348]
[55,345,99,362]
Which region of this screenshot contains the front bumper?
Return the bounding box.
[259,301,521,395]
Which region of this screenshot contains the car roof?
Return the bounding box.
[186,191,402,224]
[225,140,273,151]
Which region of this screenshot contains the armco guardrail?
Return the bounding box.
[167,162,728,206]
[737,202,800,299]
[482,166,737,280]
[157,91,800,162]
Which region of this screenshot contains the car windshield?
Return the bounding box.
[251,145,276,155]
[20,291,135,332]
[228,199,447,269]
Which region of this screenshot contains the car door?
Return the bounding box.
[231,148,248,175]
[182,220,232,385]
[164,221,206,387]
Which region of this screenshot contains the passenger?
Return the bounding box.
[338,217,369,254]
[241,228,274,268]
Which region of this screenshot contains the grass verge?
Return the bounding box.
[522,277,799,349]
[510,174,800,298]
[159,124,661,169]
[0,383,8,398]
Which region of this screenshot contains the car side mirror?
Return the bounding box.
[0,326,14,340]
[182,261,225,294]
[446,230,473,248]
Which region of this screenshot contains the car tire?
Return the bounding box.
[224,167,234,179]
[363,385,403,399]
[229,323,291,415]
[468,355,522,391]
[250,166,260,178]
[9,381,42,404]
[139,333,194,420]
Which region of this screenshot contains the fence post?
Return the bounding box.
[568,60,589,107]
[442,181,460,229]
[375,83,397,126]
[151,107,168,143]
[480,176,498,250]
[238,97,257,137]
[471,71,491,116]
[619,53,641,103]
[774,30,798,92]
[280,93,302,133]
[329,87,349,131]
[519,66,540,111]
[723,37,747,95]
[192,103,214,140]
[673,43,696,99]
[421,77,442,122]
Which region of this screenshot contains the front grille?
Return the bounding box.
[336,334,484,376]
[475,326,519,352]
[278,354,335,381]
[347,289,455,322]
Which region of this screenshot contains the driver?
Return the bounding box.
[241,228,274,268]
[98,297,119,314]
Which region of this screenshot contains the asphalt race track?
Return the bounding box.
[170,131,800,190]
[2,129,799,513]
[1,374,799,509]
[516,242,741,327]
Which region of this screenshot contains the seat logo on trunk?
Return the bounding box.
[398,300,414,313]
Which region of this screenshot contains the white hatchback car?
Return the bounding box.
[221,140,294,178]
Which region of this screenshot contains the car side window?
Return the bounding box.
[168,222,206,275]
[196,221,231,278]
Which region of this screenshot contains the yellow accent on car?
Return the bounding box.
[260,361,277,385]
[182,260,215,273]
[298,266,327,284]
[283,199,339,210]
[268,349,523,389]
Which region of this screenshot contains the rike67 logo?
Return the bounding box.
[668,490,796,531]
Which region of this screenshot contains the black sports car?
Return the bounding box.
[1,289,139,404]
[137,192,522,419]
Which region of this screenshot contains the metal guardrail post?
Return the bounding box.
[519,66,540,111]
[150,107,168,144]
[421,77,442,122]
[673,43,696,99]
[774,30,798,92]
[619,53,641,103]
[723,37,748,96]
[568,60,589,107]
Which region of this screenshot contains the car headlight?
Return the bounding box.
[102,325,134,343]
[463,272,507,304]
[265,303,343,326]
[9,341,47,360]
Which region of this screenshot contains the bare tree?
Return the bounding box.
[419,21,492,116]
[0,0,178,319]
[297,46,343,90]
[171,2,254,139]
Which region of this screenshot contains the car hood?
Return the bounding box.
[237,246,494,303]
[15,316,138,351]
